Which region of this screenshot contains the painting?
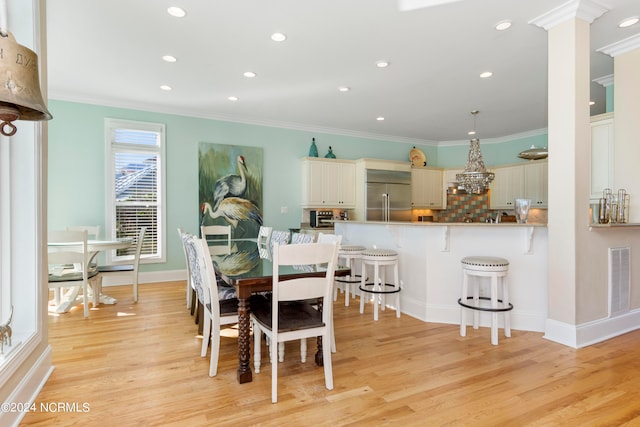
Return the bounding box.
[198,142,263,239]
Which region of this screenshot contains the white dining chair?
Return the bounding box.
[201,225,231,244]
[97,227,146,303]
[185,233,239,376]
[178,227,196,312]
[48,230,98,318]
[251,240,339,403]
[257,226,273,259]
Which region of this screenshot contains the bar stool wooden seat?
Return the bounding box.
[334,244,366,306]
[359,248,401,320]
[459,256,512,345]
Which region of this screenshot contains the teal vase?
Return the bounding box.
[309,138,319,157]
[325,146,336,158]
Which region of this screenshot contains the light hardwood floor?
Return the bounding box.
[22,281,640,426]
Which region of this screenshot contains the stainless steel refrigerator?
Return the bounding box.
[365,169,412,222]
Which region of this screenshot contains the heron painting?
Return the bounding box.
[198,143,263,239]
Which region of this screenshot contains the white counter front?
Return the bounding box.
[334,221,548,332]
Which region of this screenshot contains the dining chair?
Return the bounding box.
[251,240,340,403]
[178,228,196,312]
[97,227,146,303]
[201,225,231,245]
[66,225,101,270]
[276,232,341,363]
[48,230,99,318]
[184,233,239,377]
[257,226,273,259]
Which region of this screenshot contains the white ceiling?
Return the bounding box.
[45,0,640,144]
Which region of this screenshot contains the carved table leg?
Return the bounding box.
[237,297,252,383]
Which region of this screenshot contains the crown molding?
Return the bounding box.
[597,33,640,57]
[529,0,608,30]
[592,74,614,87]
[437,128,548,147]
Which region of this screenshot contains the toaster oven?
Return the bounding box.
[310,210,334,228]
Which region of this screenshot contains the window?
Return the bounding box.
[105,119,166,263]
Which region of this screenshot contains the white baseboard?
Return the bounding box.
[544,309,640,348]
[426,304,546,332]
[101,269,186,287]
[1,346,53,427]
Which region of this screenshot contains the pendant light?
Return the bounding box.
[0,0,52,136]
[456,111,494,194]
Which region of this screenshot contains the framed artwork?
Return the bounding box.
[198,142,263,238]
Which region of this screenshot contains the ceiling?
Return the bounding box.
[45,0,640,144]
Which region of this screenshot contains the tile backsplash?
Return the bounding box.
[412,192,548,223]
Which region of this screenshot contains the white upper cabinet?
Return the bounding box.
[524,161,548,208]
[301,158,356,208]
[590,113,614,201]
[489,164,525,209]
[411,168,444,208]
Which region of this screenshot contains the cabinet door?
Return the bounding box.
[524,161,548,207]
[339,162,356,207]
[323,162,342,206]
[490,165,524,209]
[301,160,325,206]
[411,168,443,208]
[590,115,614,201]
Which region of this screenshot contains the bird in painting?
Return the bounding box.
[201,198,263,228]
[212,155,248,211]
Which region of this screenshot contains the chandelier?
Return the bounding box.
[456,111,494,194]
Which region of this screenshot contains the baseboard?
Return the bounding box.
[101,269,186,287]
[426,304,546,332]
[544,309,640,348]
[0,346,53,427]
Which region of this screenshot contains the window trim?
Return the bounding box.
[105,118,166,264]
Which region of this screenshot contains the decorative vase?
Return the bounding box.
[325,146,336,158]
[308,138,318,157]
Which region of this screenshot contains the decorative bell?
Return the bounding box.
[0,32,52,136]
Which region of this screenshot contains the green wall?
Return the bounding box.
[47,99,548,272]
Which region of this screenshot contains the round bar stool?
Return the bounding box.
[334,245,366,306]
[459,256,512,345]
[359,248,401,321]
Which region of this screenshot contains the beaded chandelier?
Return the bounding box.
[456,111,494,194]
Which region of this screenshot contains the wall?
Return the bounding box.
[48,100,547,273]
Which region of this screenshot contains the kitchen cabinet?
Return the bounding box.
[301,158,355,208]
[489,165,524,209]
[524,161,548,207]
[411,167,444,208]
[590,113,614,201]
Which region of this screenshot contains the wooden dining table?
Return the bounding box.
[210,238,349,384]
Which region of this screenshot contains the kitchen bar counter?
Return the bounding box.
[334,221,548,332]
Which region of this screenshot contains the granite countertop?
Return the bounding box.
[333,220,547,227]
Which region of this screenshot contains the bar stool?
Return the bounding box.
[334,244,366,306]
[359,248,401,320]
[459,256,512,345]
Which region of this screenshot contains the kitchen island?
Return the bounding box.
[334,221,548,332]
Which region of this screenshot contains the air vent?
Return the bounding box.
[609,247,630,316]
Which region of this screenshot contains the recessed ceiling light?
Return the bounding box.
[167,7,186,18]
[162,55,177,63]
[271,32,287,42]
[376,116,385,121]
[480,71,493,78]
[228,96,239,101]
[338,86,350,92]
[160,85,172,91]
[376,60,390,68]
[589,101,595,106]
[243,71,257,78]
[495,20,512,31]
[468,130,476,135]
[619,16,639,28]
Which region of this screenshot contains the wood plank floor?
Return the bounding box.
[21,281,640,426]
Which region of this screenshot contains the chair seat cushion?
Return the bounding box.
[214,294,269,317]
[252,300,323,333]
[98,264,134,273]
[217,283,238,301]
[48,268,100,283]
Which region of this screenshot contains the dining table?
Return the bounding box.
[47,238,133,312]
[209,238,350,384]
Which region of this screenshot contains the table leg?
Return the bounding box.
[237,296,252,383]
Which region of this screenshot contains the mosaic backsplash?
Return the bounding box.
[411,193,548,223]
